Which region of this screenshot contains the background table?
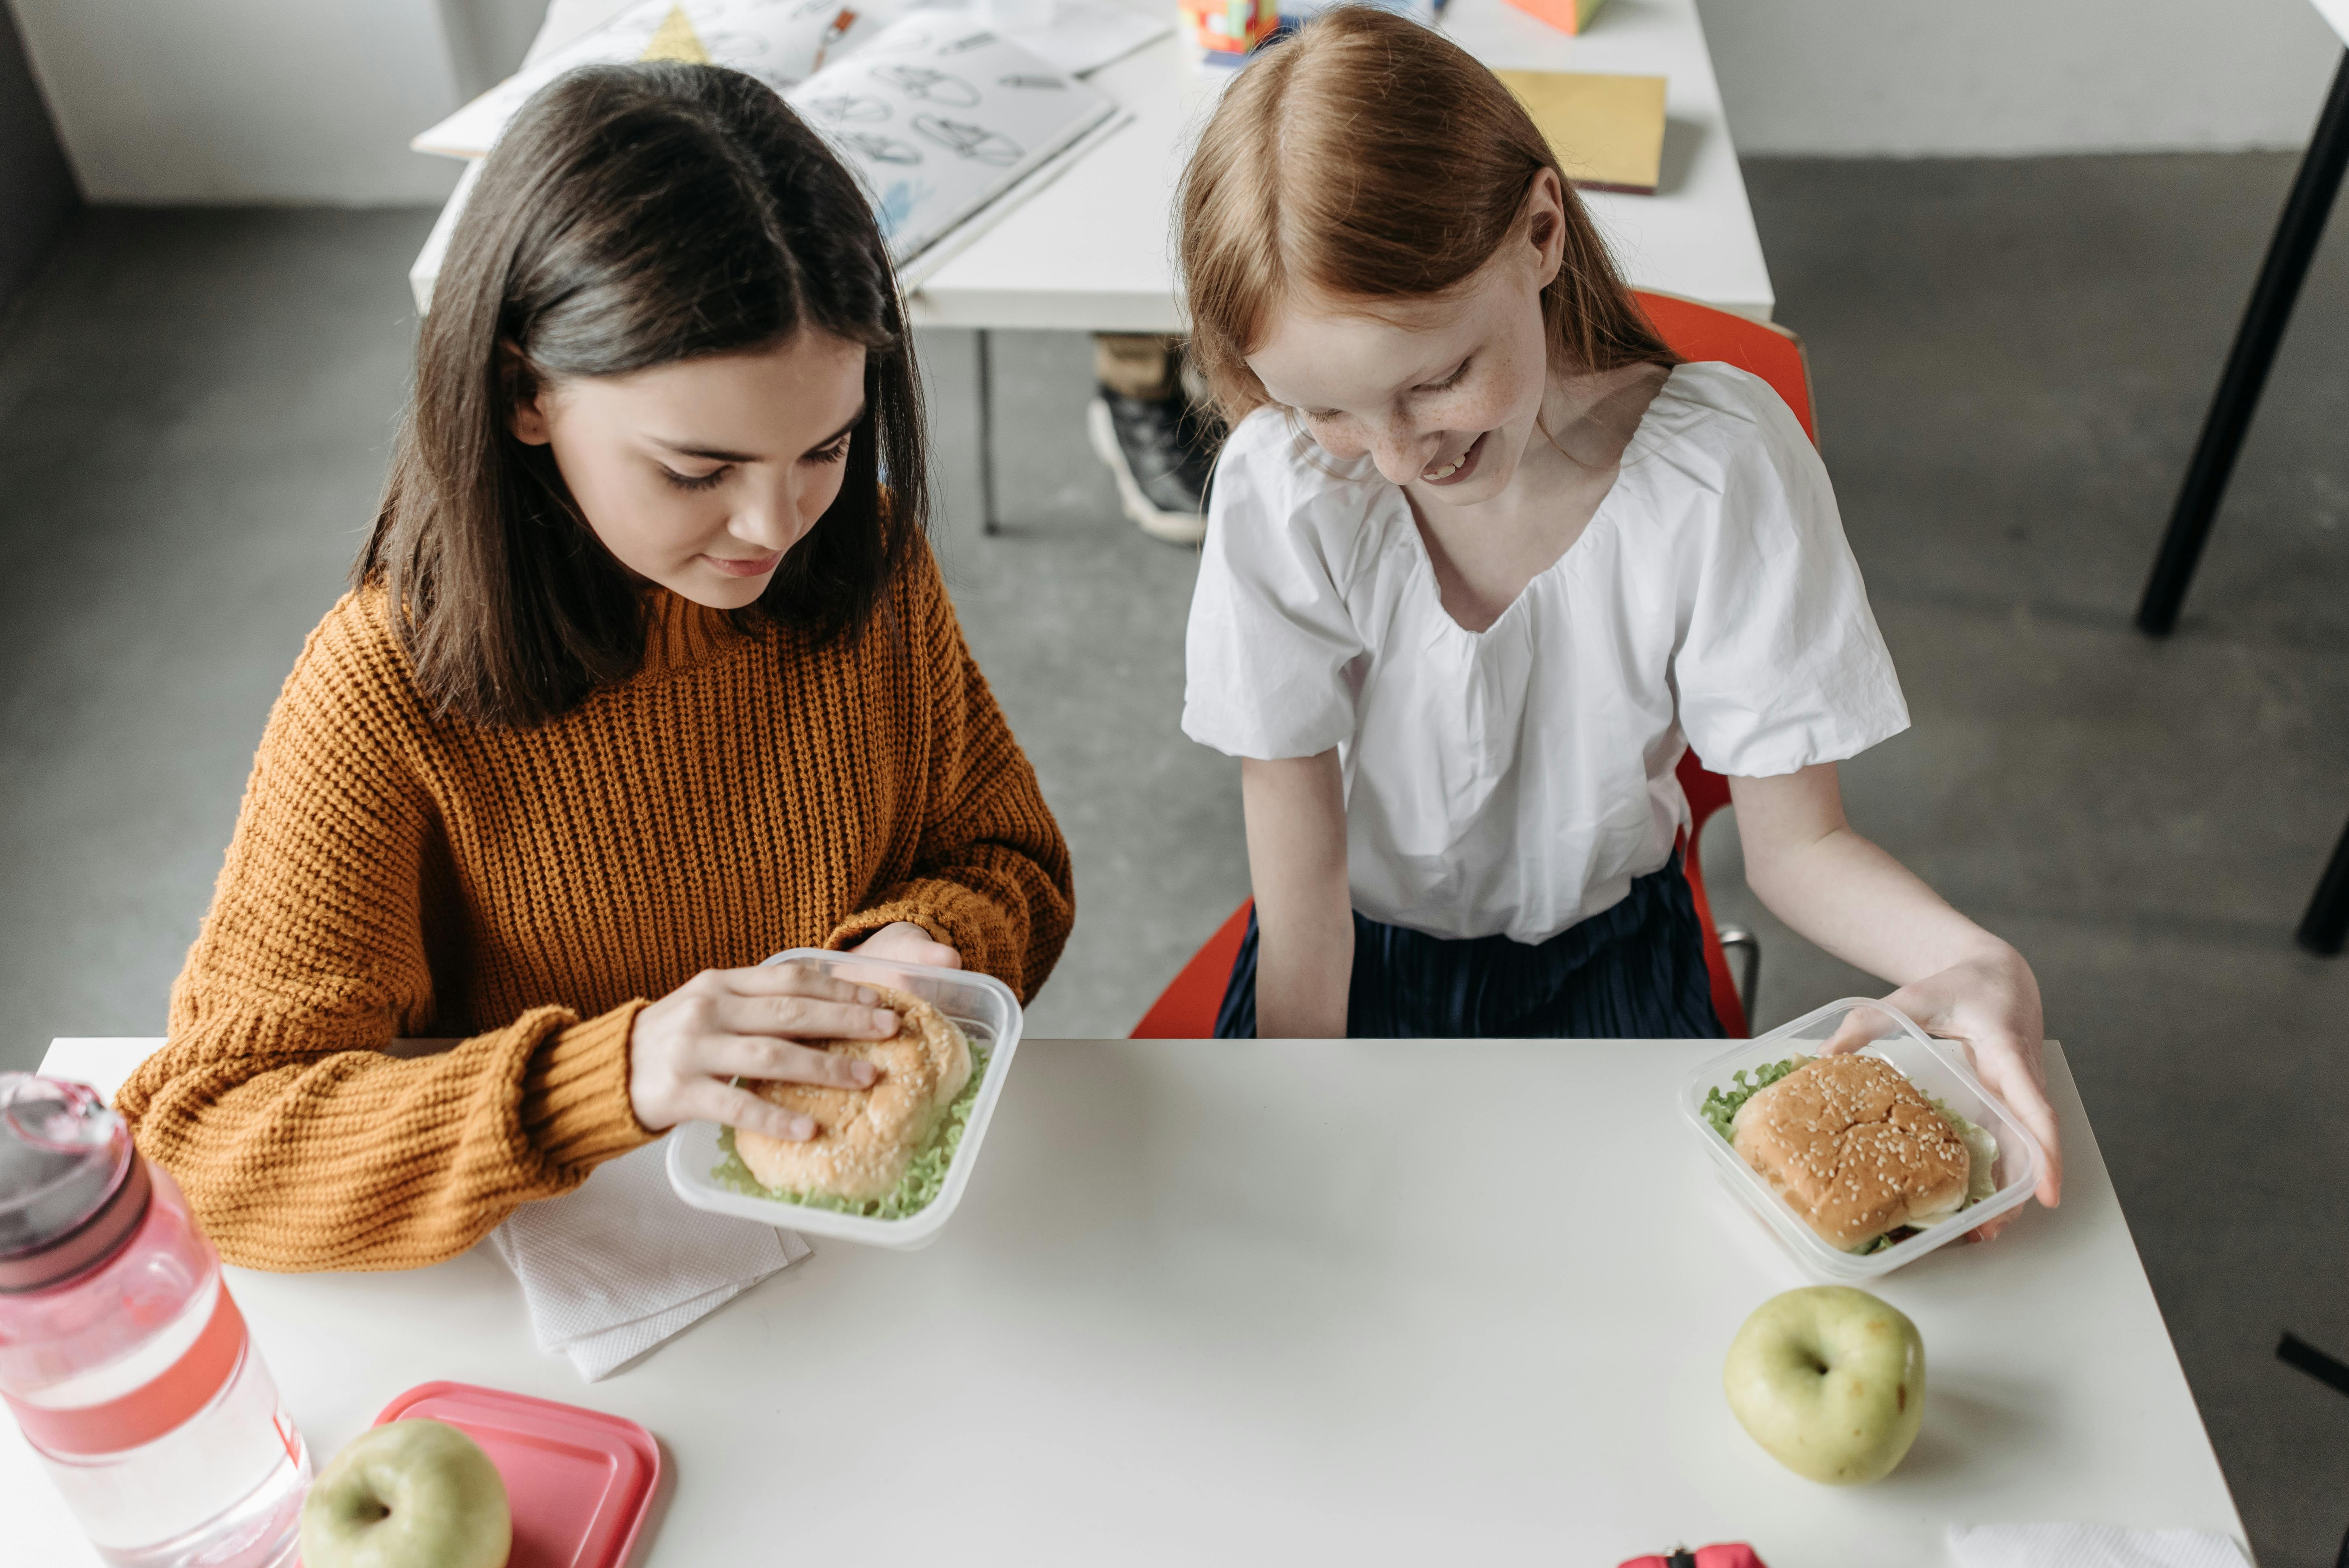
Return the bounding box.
[914,0,1774,331]
[447,0,1774,328]
[9,1036,2244,1565]
[421,0,1776,530]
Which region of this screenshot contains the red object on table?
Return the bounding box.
[1619,1547,1770,1568]
[371,1382,661,1568]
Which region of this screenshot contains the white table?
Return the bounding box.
[914,0,1774,332]
[421,0,1772,327]
[10,1035,2245,1565]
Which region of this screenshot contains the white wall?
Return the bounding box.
[1695,0,2345,157]
[0,0,539,203]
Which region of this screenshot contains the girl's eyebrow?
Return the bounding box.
[653,406,866,464]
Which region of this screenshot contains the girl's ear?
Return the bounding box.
[1523,167,1568,287]
[499,338,553,446]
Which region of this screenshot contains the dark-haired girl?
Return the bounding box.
[117,64,1074,1271]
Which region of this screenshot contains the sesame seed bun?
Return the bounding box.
[734,985,974,1203]
[1730,1054,1971,1251]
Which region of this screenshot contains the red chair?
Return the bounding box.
[1132,294,1814,1040]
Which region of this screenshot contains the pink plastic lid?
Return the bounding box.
[370,1382,662,1568]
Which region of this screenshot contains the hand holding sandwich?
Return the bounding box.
[1821,948,2057,1241]
[629,964,901,1142]
[1730,762,2062,1238]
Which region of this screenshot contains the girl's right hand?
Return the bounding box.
[628,964,899,1140]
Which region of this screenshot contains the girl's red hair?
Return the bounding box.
[1178,6,1674,423]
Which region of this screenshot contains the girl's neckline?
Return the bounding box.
[638,588,753,677]
[1399,362,1684,642]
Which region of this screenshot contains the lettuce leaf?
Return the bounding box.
[1699,1054,1809,1140]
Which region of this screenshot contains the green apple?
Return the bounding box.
[300,1418,511,1568]
[1722,1286,1925,1485]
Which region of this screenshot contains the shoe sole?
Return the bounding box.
[1087,398,1208,547]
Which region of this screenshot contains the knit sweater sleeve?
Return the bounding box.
[115,598,655,1272]
[828,542,1075,1001]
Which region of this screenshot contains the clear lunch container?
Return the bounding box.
[666,950,1024,1250]
[1677,998,2045,1282]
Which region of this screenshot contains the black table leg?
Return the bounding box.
[977,327,999,536]
[2297,810,2349,956]
[2136,48,2349,637]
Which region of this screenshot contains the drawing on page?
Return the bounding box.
[807,93,891,122]
[844,132,923,165]
[875,65,982,106]
[938,32,997,53]
[912,114,1021,166]
[997,74,1065,89]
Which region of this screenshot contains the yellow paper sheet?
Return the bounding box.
[1493,69,1667,196]
[640,4,712,64]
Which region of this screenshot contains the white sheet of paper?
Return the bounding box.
[414,0,880,157]
[991,2,1172,77]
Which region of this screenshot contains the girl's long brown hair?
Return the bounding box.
[1179,5,1674,423]
[360,62,927,729]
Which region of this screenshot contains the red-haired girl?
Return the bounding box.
[1177,7,2059,1218]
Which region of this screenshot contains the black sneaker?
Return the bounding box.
[1087,389,1217,545]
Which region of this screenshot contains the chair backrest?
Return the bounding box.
[1640,290,1816,1041]
[1632,290,1816,443]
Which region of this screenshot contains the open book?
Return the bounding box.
[786,16,1117,269]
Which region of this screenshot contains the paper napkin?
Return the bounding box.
[490,1139,809,1381]
[1948,1523,2253,1568]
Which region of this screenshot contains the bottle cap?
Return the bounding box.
[0,1074,152,1293]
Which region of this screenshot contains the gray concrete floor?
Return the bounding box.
[1,156,2345,1560]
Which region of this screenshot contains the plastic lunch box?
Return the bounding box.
[371,1382,659,1568]
[665,949,1024,1250]
[1678,997,2045,1281]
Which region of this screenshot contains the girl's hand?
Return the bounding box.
[628,964,898,1139]
[1823,941,2062,1241]
[851,921,961,970]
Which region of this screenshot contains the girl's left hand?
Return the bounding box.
[852,921,962,970]
[1824,941,2062,1242]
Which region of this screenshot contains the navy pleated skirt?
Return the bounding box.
[1213,851,1726,1040]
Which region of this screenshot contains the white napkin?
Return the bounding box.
[490,1140,810,1381]
[1947,1524,2253,1568]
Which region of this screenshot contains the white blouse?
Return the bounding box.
[1182,361,1909,946]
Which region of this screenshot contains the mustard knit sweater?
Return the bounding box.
[117,539,1072,1272]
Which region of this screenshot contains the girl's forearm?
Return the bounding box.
[1729,763,2012,988]
[1241,751,1354,1038]
[1746,819,2011,986]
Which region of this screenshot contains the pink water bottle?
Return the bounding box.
[0,1073,309,1566]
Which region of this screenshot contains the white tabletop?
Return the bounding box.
[9,1034,2242,1565]
[416,0,1774,327]
[2314,0,2349,48]
[912,0,1775,329]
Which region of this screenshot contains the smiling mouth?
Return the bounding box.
[1421,431,1488,486]
[703,551,784,578]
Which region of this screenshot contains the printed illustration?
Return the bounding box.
[779,14,1117,265]
[806,93,892,122]
[875,64,982,107]
[843,132,923,164]
[912,114,1022,166]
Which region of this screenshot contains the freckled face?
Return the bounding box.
[1244,171,1568,505]
[510,330,868,609]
